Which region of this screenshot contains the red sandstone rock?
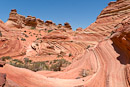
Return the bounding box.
[76,27,83,31]
[64,22,72,30]
[0,61,6,67]
[25,16,37,27]
[126,64,130,85]
[36,18,44,26]
[0,0,129,87]
[85,0,130,37]
[0,73,6,87]
[6,9,25,28]
[43,35,68,40]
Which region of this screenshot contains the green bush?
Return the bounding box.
[13,59,23,63]
[24,58,32,64]
[86,45,90,49]
[110,31,115,36]
[37,38,40,40]
[8,58,71,72]
[0,31,2,37]
[9,59,24,68]
[21,38,26,41]
[57,54,62,58]
[31,61,49,71]
[48,30,53,33]
[50,59,71,71]
[69,53,72,57]
[1,56,12,61]
[50,63,61,71]
[25,34,29,38]
[31,27,36,29]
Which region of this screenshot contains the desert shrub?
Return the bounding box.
[0,31,2,37]
[37,38,40,40]
[24,58,32,64]
[31,27,35,29]
[57,54,62,58]
[21,38,26,41]
[69,53,72,57]
[50,63,61,71]
[48,53,52,55]
[48,30,53,33]
[53,60,58,63]
[110,31,115,36]
[86,45,90,49]
[31,61,49,71]
[13,59,23,63]
[9,59,24,68]
[50,59,71,71]
[57,51,66,58]
[24,34,28,38]
[8,58,71,72]
[60,51,66,55]
[1,56,12,61]
[9,59,49,71]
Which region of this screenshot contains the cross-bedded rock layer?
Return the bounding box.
[0,0,130,87]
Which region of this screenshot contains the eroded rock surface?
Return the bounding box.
[0,0,130,87]
[0,73,6,87]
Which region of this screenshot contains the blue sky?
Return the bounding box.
[0,0,116,30]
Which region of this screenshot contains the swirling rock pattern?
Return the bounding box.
[0,0,130,87]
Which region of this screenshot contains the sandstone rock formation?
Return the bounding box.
[76,27,83,31]
[85,0,130,37]
[5,9,73,32]
[6,9,25,28]
[0,0,129,87]
[64,22,72,30]
[25,16,37,27]
[0,73,6,87]
[0,61,5,67]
